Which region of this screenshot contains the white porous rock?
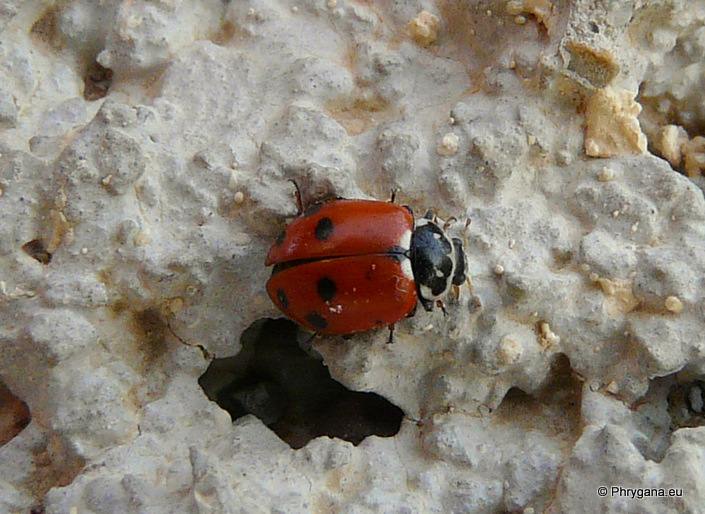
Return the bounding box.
[556,386,704,511]
[1,0,705,512]
[91,0,225,76]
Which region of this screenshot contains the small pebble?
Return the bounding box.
[665,295,683,313]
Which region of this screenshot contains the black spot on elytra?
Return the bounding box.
[277,289,289,309]
[315,217,334,241]
[317,277,337,302]
[306,312,328,330]
[275,230,286,246]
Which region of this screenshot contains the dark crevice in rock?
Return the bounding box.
[199,319,404,449]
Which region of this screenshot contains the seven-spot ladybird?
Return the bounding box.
[265,195,467,336]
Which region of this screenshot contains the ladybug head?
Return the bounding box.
[410,210,467,312]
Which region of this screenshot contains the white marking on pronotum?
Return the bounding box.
[400,258,413,280]
[398,228,414,281]
[398,229,412,250]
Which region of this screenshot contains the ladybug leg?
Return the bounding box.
[288,179,304,215]
[464,217,471,238]
[389,188,399,203]
[462,217,472,248]
[443,217,458,231]
[452,279,473,299]
[436,299,448,316]
[387,324,395,344]
[303,330,320,346]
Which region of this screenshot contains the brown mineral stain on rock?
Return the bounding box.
[0,381,31,446]
[493,354,582,444]
[506,0,558,34]
[326,91,399,135]
[83,60,114,101]
[565,41,620,89]
[30,4,64,51]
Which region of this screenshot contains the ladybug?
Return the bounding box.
[265,193,467,337]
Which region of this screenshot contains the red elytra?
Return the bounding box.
[265,199,417,334]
